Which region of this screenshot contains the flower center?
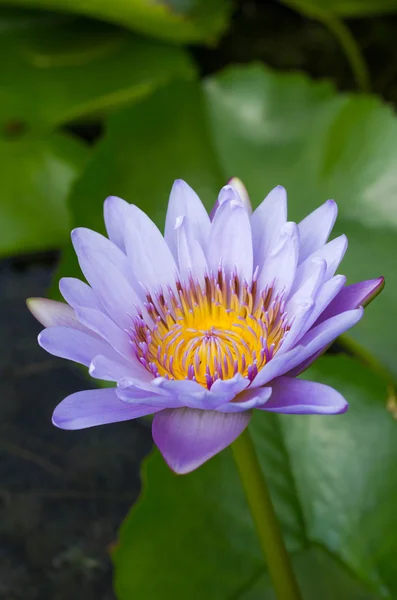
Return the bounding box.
[131,273,289,389]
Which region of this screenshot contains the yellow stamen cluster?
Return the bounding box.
[132,273,289,389]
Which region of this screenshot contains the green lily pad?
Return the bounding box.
[114,356,396,598]
[0,133,88,256]
[0,15,194,133]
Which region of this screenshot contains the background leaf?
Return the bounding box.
[114,356,396,598]
[0,13,194,132]
[0,0,233,44]
[283,0,397,18]
[0,133,88,257]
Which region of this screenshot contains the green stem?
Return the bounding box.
[231,428,302,600]
[322,15,370,92]
[283,1,370,92]
[339,333,395,387]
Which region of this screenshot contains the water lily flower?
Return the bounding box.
[27,179,383,474]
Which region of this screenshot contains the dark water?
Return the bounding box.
[0,255,152,600]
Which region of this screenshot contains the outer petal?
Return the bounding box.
[251,186,287,271]
[257,222,299,296]
[259,377,347,414]
[59,277,102,311]
[116,377,178,407]
[207,187,253,282]
[38,326,118,367]
[316,277,385,324]
[152,373,248,410]
[286,258,326,313]
[89,355,143,382]
[152,407,252,474]
[298,200,337,263]
[251,307,363,387]
[216,386,272,412]
[124,204,178,296]
[210,178,252,219]
[52,388,159,430]
[292,275,346,342]
[278,299,315,354]
[103,195,131,252]
[74,306,133,359]
[71,242,142,329]
[288,279,384,377]
[228,177,252,214]
[291,234,347,295]
[27,298,88,333]
[164,179,210,259]
[72,227,129,279]
[150,378,209,409]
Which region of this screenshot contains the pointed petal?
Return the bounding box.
[59,277,102,311]
[175,215,207,282]
[27,298,87,332]
[103,195,131,252]
[278,299,315,354]
[71,239,142,329]
[207,186,253,282]
[210,178,252,219]
[260,377,347,414]
[124,204,177,295]
[251,186,287,270]
[257,222,299,296]
[286,258,326,311]
[72,227,129,278]
[298,200,338,263]
[316,277,385,324]
[152,407,252,474]
[292,234,347,294]
[52,388,158,430]
[295,275,346,340]
[228,177,252,214]
[165,179,210,259]
[38,326,117,367]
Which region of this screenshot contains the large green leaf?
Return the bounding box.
[0,0,232,44]
[0,133,88,256]
[114,356,396,598]
[0,14,194,132]
[283,0,397,18]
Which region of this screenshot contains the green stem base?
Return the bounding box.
[231,427,302,600]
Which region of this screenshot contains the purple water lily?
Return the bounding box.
[28,179,383,474]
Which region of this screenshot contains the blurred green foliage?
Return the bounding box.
[0,0,232,43]
[284,0,397,18]
[2,0,397,598]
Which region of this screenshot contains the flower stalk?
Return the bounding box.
[231,427,302,600]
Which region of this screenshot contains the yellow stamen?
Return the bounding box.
[132,273,289,389]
